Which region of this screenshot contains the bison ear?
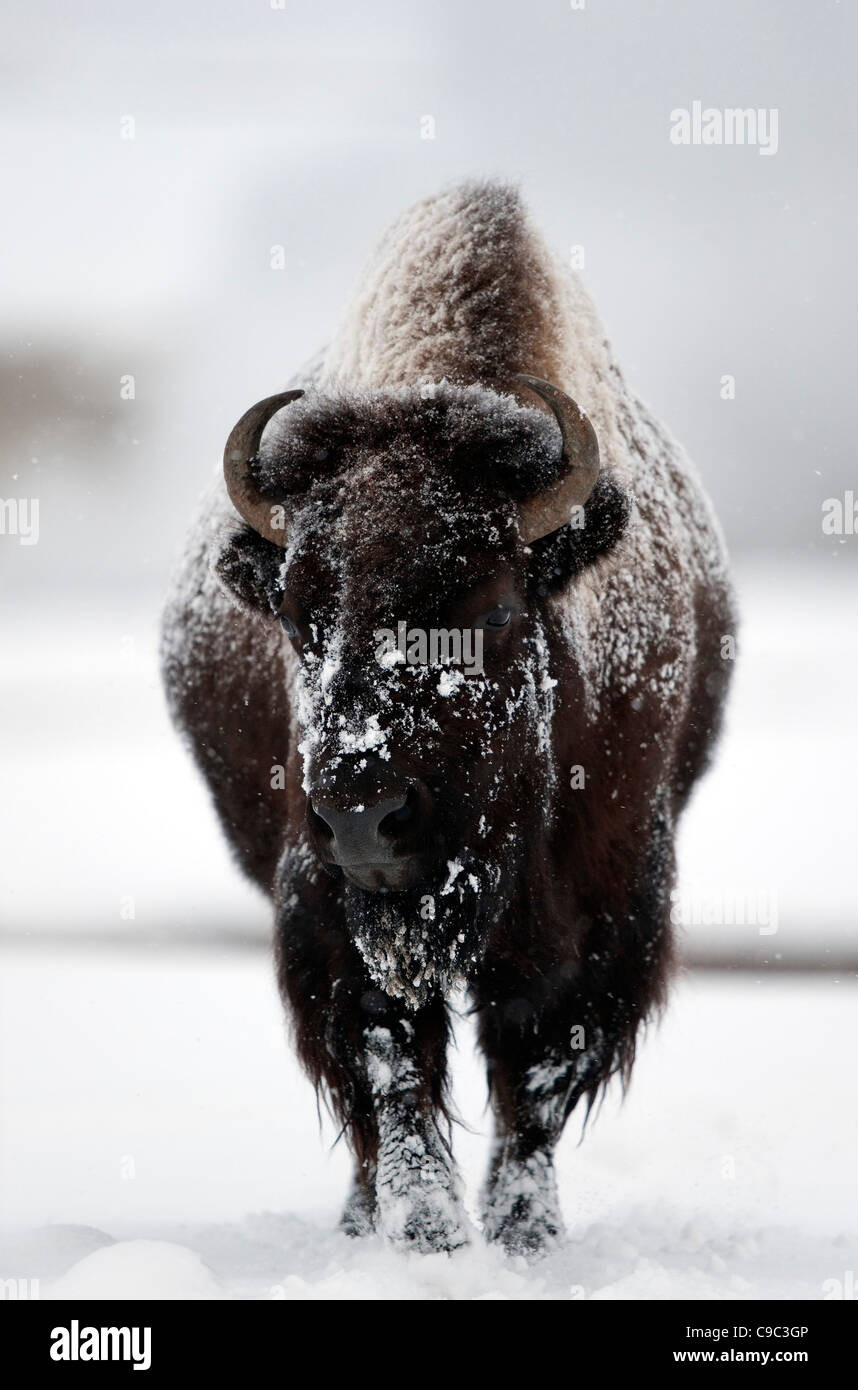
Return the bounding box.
[526,473,633,593]
[213,524,281,617]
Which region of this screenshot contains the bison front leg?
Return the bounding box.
[276,866,467,1251]
[475,814,676,1257]
[364,1017,468,1253]
[474,935,672,1256]
[338,1158,378,1239]
[474,984,574,1259]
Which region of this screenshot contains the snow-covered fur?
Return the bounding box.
[162,180,735,1257]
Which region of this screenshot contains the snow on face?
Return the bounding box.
[286,489,554,810]
[267,389,562,835]
[260,390,565,1004]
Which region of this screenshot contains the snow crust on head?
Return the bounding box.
[319,180,625,478]
[319,182,609,436]
[256,379,562,505]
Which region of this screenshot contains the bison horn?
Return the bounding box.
[223,390,305,545]
[513,374,600,543]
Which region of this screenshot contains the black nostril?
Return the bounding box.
[309,791,412,862]
[378,786,416,839]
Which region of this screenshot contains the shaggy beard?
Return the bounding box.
[345,862,503,1010]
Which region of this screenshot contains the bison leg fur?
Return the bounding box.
[365,1019,468,1253]
[276,873,467,1251]
[474,834,675,1257]
[475,983,575,1259]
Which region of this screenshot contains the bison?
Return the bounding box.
[162,181,735,1257]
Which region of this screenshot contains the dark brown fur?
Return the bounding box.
[162,182,735,1254]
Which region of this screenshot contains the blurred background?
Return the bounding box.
[0,0,856,1297]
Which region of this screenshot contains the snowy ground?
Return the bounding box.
[1,948,855,1301]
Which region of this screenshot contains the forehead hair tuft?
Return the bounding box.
[255,381,563,505]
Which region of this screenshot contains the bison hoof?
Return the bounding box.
[375,1157,469,1253]
[339,1171,377,1239]
[482,1149,564,1259]
[373,1117,470,1254]
[381,1188,470,1254]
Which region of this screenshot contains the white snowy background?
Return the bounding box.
[1,0,855,1299]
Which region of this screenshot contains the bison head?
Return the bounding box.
[216,378,629,1001]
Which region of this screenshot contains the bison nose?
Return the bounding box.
[310,791,414,865]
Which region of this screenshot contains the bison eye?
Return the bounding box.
[482,604,512,629]
[279,614,299,639]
